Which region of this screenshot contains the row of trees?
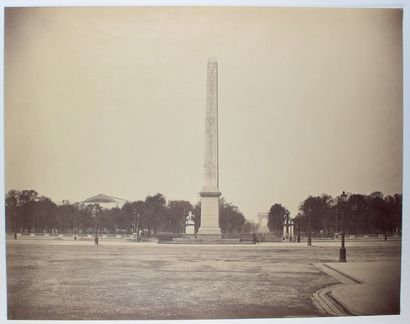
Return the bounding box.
[5,190,253,235]
[268,191,402,236]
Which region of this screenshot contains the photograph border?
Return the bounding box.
[0,1,408,324]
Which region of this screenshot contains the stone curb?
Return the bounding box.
[313,263,364,316]
[312,283,350,316]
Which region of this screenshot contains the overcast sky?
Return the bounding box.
[5,6,403,221]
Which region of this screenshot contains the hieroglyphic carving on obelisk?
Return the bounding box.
[197,58,222,236]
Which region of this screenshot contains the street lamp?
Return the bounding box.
[307,208,312,246]
[92,205,99,246]
[339,191,348,262]
[133,207,137,239]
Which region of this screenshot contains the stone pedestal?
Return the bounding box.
[185,219,195,234]
[197,191,221,236]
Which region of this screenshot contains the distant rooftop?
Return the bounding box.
[82,194,128,205]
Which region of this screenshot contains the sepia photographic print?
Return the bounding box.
[1,1,408,323]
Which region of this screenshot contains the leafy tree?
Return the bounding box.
[368,192,386,234]
[19,190,39,232]
[5,190,20,233]
[267,204,289,236]
[121,201,145,234]
[385,194,402,234]
[219,198,246,233]
[167,200,193,233]
[80,204,96,232]
[299,195,334,235]
[293,213,304,239]
[191,202,201,233]
[143,193,168,234]
[241,220,259,233]
[344,194,367,234]
[35,196,58,232]
[7,187,401,237]
[71,203,86,233]
[98,207,123,233]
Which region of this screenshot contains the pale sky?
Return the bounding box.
[5,6,403,221]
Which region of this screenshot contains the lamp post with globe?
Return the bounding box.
[92,205,99,245]
[339,191,348,262]
[307,208,312,246]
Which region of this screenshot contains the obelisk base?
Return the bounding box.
[197,191,221,239]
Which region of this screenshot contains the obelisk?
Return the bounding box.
[197,58,222,237]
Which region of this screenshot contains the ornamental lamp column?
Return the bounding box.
[339,191,348,262]
[307,208,312,246]
[92,205,99,246]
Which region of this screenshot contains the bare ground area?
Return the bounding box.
[6,240,401,320]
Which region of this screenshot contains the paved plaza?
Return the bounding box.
[6,239,401,320]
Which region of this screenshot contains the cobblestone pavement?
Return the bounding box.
[6,240,401,320]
